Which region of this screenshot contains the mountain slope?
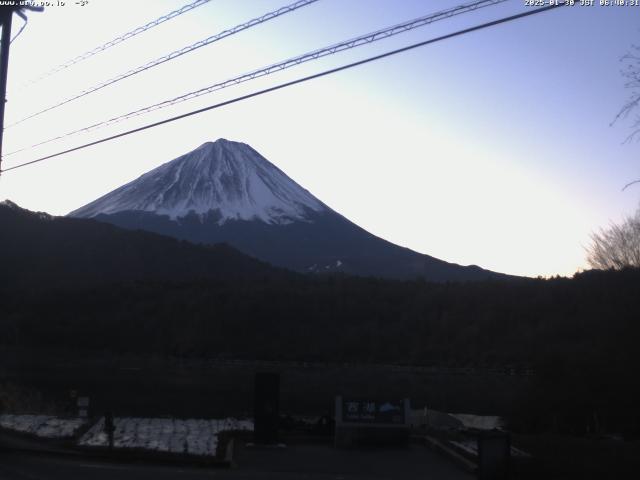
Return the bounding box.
[70,138,508,282]
[0,200,280,290]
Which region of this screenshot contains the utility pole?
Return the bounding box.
[0,5,42,175]
[0,6,14,175]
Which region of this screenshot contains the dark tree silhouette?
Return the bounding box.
[587,205,640,269]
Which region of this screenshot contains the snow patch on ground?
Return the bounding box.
[450,439,531,458]
[78,417,253,457]
[449,414,504,430]
[0,414,86,438]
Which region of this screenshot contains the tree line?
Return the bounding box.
[1,267,639,435]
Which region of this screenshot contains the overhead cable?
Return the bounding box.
[5,0,506,156]
[8,0,319,128]
[21,0,213,87]
[0,3,565,174]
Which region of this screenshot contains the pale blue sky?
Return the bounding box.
[1,0,639,277]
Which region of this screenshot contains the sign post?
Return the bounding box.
[253,372,280,445]
[77,396,90,418]
[104,411,115,450]
[477,430,510,480]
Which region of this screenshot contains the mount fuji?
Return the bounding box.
[70,139,505,281]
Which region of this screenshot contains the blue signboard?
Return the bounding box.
[341,398,406,425]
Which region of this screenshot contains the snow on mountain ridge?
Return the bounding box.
[70,139,327,224]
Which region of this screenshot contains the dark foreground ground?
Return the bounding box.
[2,436,638,480]
[511,434,640,480]
[0,444,472,480]
[1,420,638,479]
[2,349,638,478]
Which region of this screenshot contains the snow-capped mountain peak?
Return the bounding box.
[68,138,507,281]
[70,138,327,224]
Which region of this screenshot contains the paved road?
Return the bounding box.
[0,452,217,480]
[0,444,472,480]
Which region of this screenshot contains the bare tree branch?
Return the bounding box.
[613,43,640,189]
[587,206,640,270]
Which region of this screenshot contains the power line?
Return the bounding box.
[0,3,565,175]
[7,0,319,128]
[5,0,507,156]
[10,15,26,43]
[20,0,212,87]
[0,10,28,48]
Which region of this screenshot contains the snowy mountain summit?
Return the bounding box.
[70,139,326,224]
